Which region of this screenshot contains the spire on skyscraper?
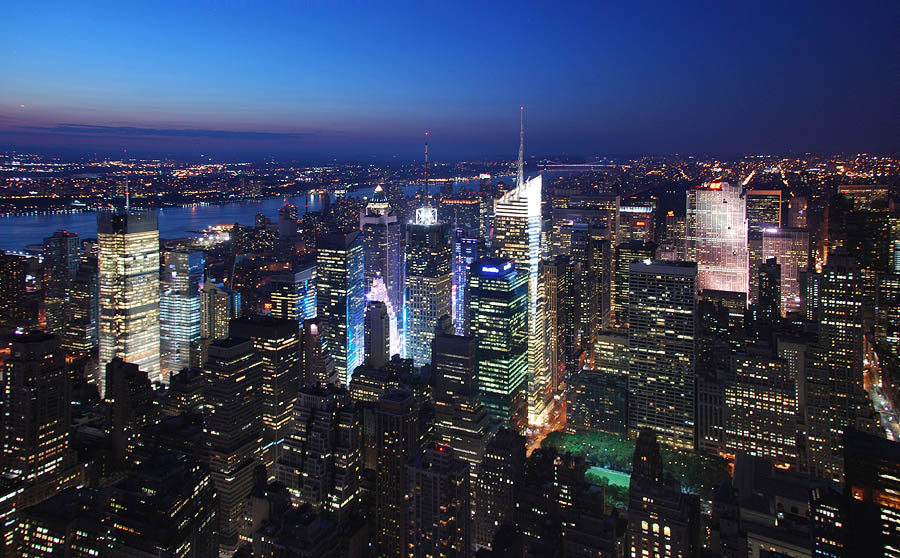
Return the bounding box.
[517,105,524,188]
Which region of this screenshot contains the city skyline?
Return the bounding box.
[1,1,897,160]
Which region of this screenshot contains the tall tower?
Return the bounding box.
[406,445,472,557]
[627,260,698,450]
[159,249,204,380]
[404,219,451,367]
[98,211,161,395]
[376,389,420,557]
[365,300,391,368]
[685,182,749,298]
[317,231,366,386]
[493,108,548,424]
[42,230,81,334]
[359,184,402,352]
[468,257,528,432]
[270,262,316,324]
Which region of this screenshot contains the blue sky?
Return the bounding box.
[0,1,896,160]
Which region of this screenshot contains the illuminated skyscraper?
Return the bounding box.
[270,262,316,324]
[614,240,657,327]
[64,256,99,355]
[360,184,402,337]
[365,300,390,368]
[317,231,365,386]
[628,260,697,450]
[761,227,809,315]
[617,196,656,244]
[160,249,204,380]
[404,216,451,367]
[745,189,781,302]
[685,182,748,297]
[42,230,81,334]
[230,315,302,472]
[468,257,528,432]
[0,250,27,326]
[98,211,161,395]
[494,173,549,424]
[201,281,241,354]
[406,444,471,557]
[451,229,479,335]
[376,389,420,557]
[203,337,264,554]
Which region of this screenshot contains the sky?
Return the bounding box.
[0,1,896,161]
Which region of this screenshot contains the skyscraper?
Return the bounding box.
[105,357,156,470]
[160,249,204,380]
[843,428,900,558]
[628,260,698,450]
[468,257,528,432]
[2,333,79,507]
[761,227,809,315]
[317,231,365,386]
[64,256,99,355]
[404,218,451,367]
[230,315,302,472]
[276,384,360,522]
[494,173,549,424]
[42,230,81,334]
[406,444,471,557]
[451,230,479,335]
[270,262,317,324]
[365,300,390,368]
[474,428,526,548]
[360,184,402,336]
[201,282,241,342]
[614,240,658,327]
[98,211,161,394]
[746,189,782,302]
[0,250,27,326]
[203,337,264,553]
[685,182,749,297]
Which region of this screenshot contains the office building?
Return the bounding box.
[201,281,241,342]
[230,315,302,471]
[317,231,365,386]
[365,300,390,368]
[276,384,360,522]
[474,428,526,548]
[105,358,156,470]
[451,230,479,335]
[42,230,81,334]
[566,369,628,435]
[63,256,99,355]
[469,258,528,431]
[405,218,451,367]
[875,273,900,354]
[685,181,748,297]
[0,251,28,325]
[98,211,161,394]
[1,333,79,508]
[628,260,697,450]
[618,196,656,244]
[406,445,471,557]
[160,249,204,380]
[360,184,403,338]
[494,173,551,424]
[614,240,657,327]
[203,337,264,553]
[270,263,317,324]
[761,227,809,315]
[375,389,420,557]
[843,428,900,558]
[756,257,781,325]
[626,430,700,558]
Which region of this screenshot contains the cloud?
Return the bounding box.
[19,123,319,141]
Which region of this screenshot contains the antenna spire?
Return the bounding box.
[424,131,430,206]
[517,106,525,188]
[125,176,130,211]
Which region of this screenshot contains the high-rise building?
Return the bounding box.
[278,203,299,239]
[317,231,365,386]
[1,333,79,508]
[843,428,900,558]
[757,257,781,325]
[439,196,482,236]
[614,240,657,327]
[761,227,809,315]
[0,251,28,325]
[201,282,241,342]
[406,444,471,557]
[685,182,749,297]
[276,384,360,522]
[105,358,156,470]
[746,190,782,303]
[875,274,900,355]
[474,429,526,548]
[63,256,99,355]
[230,315,302,471]
[628,260,698,450]
[270,262,316,324]
[42,230,81,334]
[451,230,479,335]
[469,258,528,431]
[618,196,656,244]
[301,318,337,385]
[375,389,420,557]
[432,333,492,487]
[98,211,161,394]
[160,249,204,380]
[405,218,451,367]
[806,252,872,481]
[494,173,549,424]
[365,300,390,368]
[566,369,629,435]
[360,184,402,335]
[626,430,700,558]
[203,337,264,553]
[724,350,798,468]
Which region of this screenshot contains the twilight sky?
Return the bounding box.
[0,1,896,161]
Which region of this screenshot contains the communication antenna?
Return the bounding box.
[424,131,430,205]
[517,105,525,188]
[125,176,130,211]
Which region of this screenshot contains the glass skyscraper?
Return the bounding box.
[98,211,161,395]
[160,249,204,381]
[493,174,550,425]
[468,257,528,432]
[270,262,316,324]
[317,231,365,386]
[404,218,451,367]
[685,181,749,297]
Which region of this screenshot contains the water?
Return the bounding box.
[0,177,509,251]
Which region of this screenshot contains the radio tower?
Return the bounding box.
[517,105,525,188]
[424,131,430,206]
